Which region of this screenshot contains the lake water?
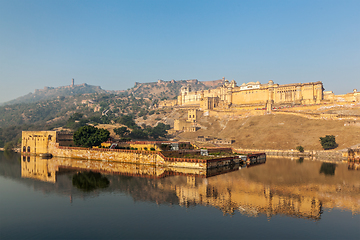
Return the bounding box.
[1,151,359,239]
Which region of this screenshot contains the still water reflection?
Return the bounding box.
[1,151,359,239]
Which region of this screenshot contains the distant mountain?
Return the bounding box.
[2,79,224,106]
[2,83,121,106]
[0,78,225,146]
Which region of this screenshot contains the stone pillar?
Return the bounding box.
[266,100,273,114]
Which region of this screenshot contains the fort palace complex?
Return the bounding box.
[158,78,359,132]
[161,78,359,110]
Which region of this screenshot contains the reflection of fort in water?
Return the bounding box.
[21,156,360,220]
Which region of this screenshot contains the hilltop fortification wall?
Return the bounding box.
[161,79,358,111]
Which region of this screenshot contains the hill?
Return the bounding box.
[128,79,224,101]
[0,78,224,147]
[2,83,118,106]
[172,110,360,151]
[2,78,359,151]
[2,79,224,106]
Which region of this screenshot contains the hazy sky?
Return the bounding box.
[0,0,359,103]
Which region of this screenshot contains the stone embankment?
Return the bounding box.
[23,145,246,170]
[234,148,348,161]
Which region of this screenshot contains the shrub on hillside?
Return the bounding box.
[296,145,304,152]
[114,126,129,137]
[319,135,338,150]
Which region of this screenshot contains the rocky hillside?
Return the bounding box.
[0,79,224,147]
[128,79,224,101]
[3,79,224,106]
[2,83,121,106]
[175,111,360,151]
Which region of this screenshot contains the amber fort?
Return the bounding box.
[161,77,359,109]
[157,78,360,132]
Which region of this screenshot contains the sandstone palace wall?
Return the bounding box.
[160,79,359,110]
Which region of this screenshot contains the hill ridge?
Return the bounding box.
[2,78,225,106]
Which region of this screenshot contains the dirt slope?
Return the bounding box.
[177,113,360,150]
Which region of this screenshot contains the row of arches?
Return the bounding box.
[23,146,30,152]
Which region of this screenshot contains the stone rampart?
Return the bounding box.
[21,131,256,169]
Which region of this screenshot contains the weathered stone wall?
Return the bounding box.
[161,80,358,114]
[177,81,327,107]
[348,149,360,161]
[174,119,198,132]
[22,131,242,169]
[159,99,178,107]
[234,148,346,161]
[21,131,57,154]
[116,142,162,151]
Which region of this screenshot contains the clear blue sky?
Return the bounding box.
[0,0,359,103]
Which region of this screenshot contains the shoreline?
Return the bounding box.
[2,145,358,162]
[0,147,21,152]
[234,148,348,161]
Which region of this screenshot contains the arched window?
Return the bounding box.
[23,156,26,162]
[23,146,26,152]
[27,146,30,152]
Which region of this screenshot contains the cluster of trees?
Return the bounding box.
[295,135,338,152]
[114,115,170,140]
[0,99,73,128]
[0,82,178,146]
[114,123,170,140]
[73,125,110,148]
[65,113,111,130]
[71,116,169,148]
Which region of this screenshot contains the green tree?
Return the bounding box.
[69,113,83,121]
[100,115,110,124]
[4,141,14,152]
[149,123,170,139]
[73,125,110,148]
[118,115,138,129]
[319,135,338,150]
[66,113,88,130]
[130,129,148,139]
[114,126,129,137]
[296,145,304,152]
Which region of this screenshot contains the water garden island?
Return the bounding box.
[21,130,265,170]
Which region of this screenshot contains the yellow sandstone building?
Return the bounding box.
[164,78,359,132]
[161,78,359,110]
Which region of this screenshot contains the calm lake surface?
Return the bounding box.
[1,151,359,239]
